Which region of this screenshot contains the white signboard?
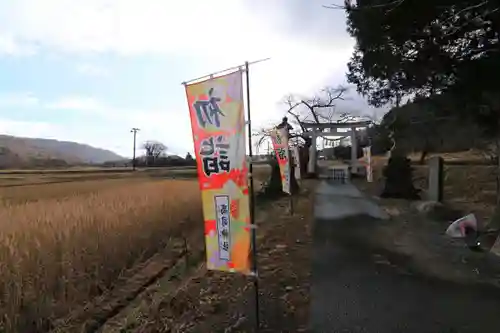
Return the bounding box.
[215,195,231,261]
[292,146,301,180]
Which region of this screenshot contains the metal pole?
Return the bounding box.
[285,128,294,215]
[133,131,136,171]
[245,61,260,331]
[289,149,294,215]
[131,128,139,171]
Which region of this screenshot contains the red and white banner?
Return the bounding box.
[270,128,291,194]
[185,70,251,275]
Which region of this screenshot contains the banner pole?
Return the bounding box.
[182,58,271,86]
[245,61,260,331]
[289,145,294,215]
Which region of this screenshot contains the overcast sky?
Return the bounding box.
[0,0,384,157]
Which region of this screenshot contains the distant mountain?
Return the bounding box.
[0,135,124,168]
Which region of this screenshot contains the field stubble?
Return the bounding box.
[0,178,202,332]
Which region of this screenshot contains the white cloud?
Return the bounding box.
[45,96,105,111]
[0,1,272,58]
[42,95,193,155]
[0,1,352,60]
[76,63,110,77]
[0,118,54,138]
[0,1,381,156]
[0,0,357,110]
[0,32,36,56]
[0,92,39,107]
[45,95,164,123]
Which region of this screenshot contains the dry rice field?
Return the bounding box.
[0,165,271,332]
[0,175,203,332]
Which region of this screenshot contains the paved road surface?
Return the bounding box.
[311,181,500,333]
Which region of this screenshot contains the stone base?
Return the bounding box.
[411,200,462,221]
[491,237,500,256]
[380,188,420,200]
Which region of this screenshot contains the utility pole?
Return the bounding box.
[130,128,140,171]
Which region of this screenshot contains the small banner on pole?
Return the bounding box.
[270,128,291,194]
[362,146,373,183]
[185,70,252,275]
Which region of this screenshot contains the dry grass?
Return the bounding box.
[407,149,489,163]
[367,160,497,223]
[412,165,498,222]
[0,179,202,332]
[0,178,156,205]
[0,167,188,187]
[0,171,140,187]
[367,149,490,166]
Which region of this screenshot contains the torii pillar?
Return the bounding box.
[308,131,317,174]
[301,120,371,177]
[350,126,358,170]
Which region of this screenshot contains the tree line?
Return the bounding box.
[102,140,196,168]
[343,0,499,159]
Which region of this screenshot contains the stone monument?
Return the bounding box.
[427,156,444,202]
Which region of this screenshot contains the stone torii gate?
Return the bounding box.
[301,120,371,175]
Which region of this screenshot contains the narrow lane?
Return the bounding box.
[311,181,500,333]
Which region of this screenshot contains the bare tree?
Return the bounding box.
[283,85,349,129]
[256,86,350,147]
[254,85,359,185]
[142,140,167,166]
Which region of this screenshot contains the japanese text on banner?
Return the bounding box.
[185,70,251,275]
[270,128,291,194]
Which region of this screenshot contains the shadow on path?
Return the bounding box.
[311,181,500,333]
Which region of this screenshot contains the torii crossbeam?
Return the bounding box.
[301,120,371,175]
